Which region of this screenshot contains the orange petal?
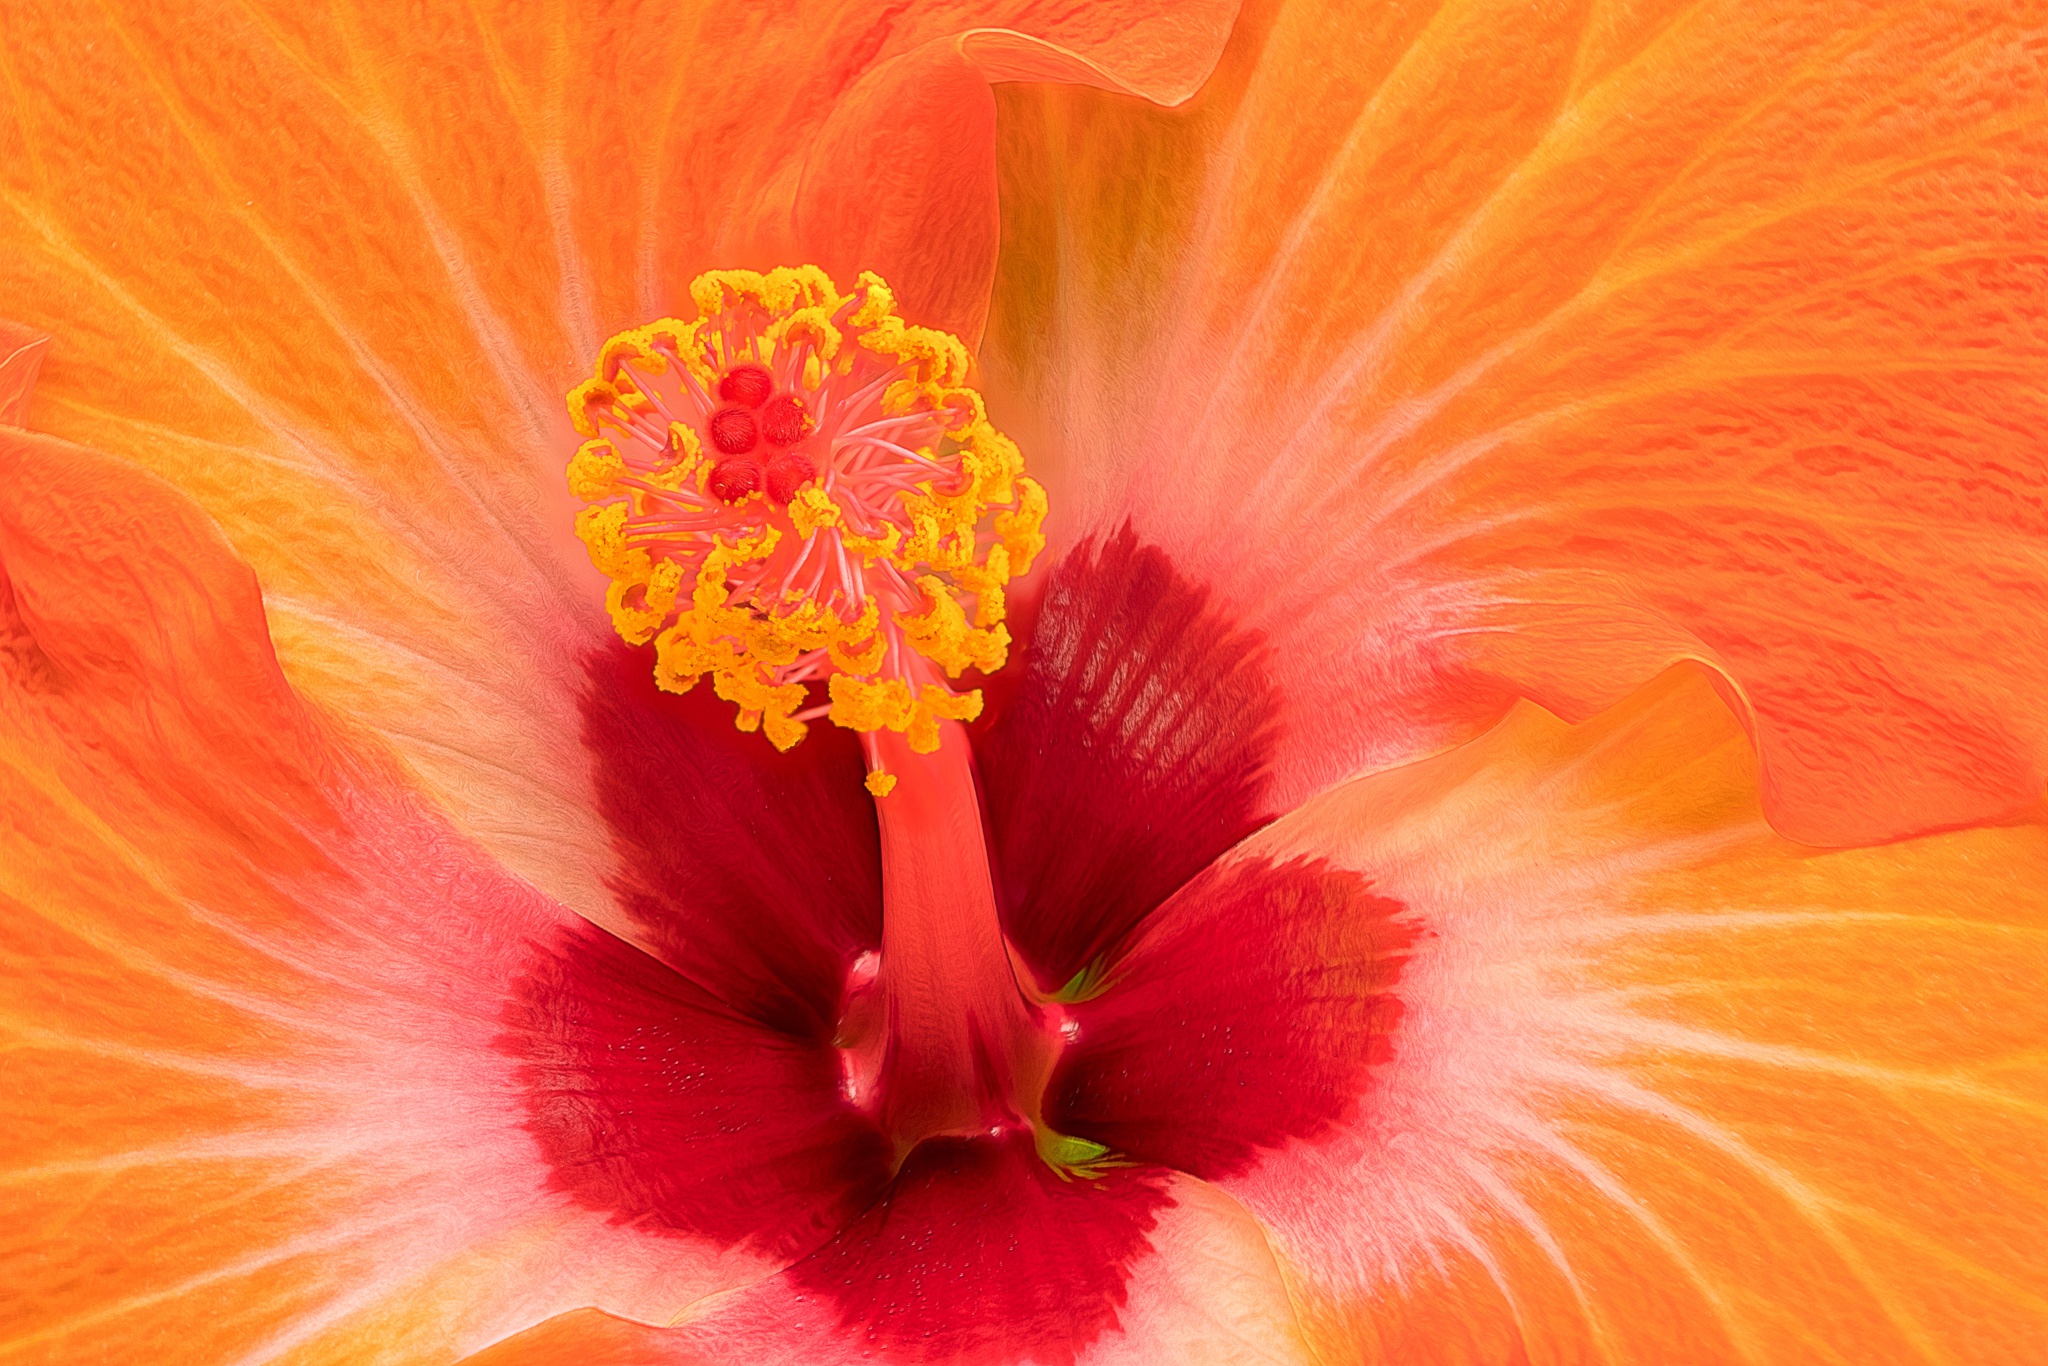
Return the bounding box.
[1223,666,2048,1363]
[0,0,1241,927]
[790,3,1243,344]
[457,1310,696,1366]
[984,0,2048,843]
[792,44,1003,344]
[0,431,762,1361]
[0,317,46,426]
[458,1174,1315,1366]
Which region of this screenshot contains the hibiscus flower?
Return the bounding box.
[4,2,2045,1365]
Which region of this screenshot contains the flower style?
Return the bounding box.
[4,3,2047,1366]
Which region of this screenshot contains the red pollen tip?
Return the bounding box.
[707,458,764,503]
[765,452,818,504]
[760,394,812,447]
[709,406,759,455]
[718,364,774,408]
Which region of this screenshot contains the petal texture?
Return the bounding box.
[1227,665,2048,1363]
[0,0,1240,931]
[0,432,748,1362]
[576,641,882,1034]
[985,0,2048,842]
[1046,856,1412,1181]
[463,1175,1315,1366]
[974,527,1282,986]
[0,317,45,424]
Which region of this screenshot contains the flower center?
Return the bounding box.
[565,266,1047,783]
[565,268,1091,1175]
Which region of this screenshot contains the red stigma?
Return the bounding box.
[710,406,759,455]
[760,394,812,447]
[718,364,774,408]
[707,458,764,504]
[765,452,818,504]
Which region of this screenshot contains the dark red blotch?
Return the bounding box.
[503,646,893,1252]
[574,644,880,1040]
[719,1130,1174,1366]
[507,919,891,1255]
[1048,857,1415,1181]
[507,540,1409,1363]
[973,525,1284,988]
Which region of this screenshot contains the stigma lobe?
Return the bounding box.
[708,459,764,503]
[718,363,774,407]
[709,405,759,454]
[765,452,817,504]
[760,394,811,446]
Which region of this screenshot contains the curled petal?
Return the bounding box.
[1225,665,2048,1362]
[457,1309,697,1366]
[987,0,2048,843]
[0,432,756,1360]
[0,0,1241,931]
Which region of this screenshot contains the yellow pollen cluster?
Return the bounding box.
[565,266,1047,767]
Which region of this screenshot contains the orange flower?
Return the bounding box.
[3,3,2045,1366]
[985,0,2048,848]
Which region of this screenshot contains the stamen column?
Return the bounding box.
[864,721,1058,1160]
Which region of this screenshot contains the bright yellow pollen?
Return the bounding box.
[565,266,1046,760]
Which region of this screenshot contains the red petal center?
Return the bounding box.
[506,531,1413,1360]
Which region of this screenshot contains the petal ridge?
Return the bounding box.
[0,317,48,426]
[983,0,2048,844]
[1,429,740,1361]
[974,525,1282,987]
[1226,666,2048,1363]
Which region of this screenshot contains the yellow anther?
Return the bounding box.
[827,673,916,732]
[906,684,983,754]
[573,503,640,578]
[788,485,842,539]
[830,630,889,676]
[899,575,1009,678]
[957,544,1011,629]
[599,328,661,382]
[566,265,1045,770]
[605,578,661,645]
[689,269,767,317]
[567,377,621,437]
[995,478,1049,578]
[768,306,843,364]
[842,521,904,560]
[826,598,887,674]
[567,439,626,501]
[850,271,896,327]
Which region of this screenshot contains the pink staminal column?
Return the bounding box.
[839,721,1069,1166]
